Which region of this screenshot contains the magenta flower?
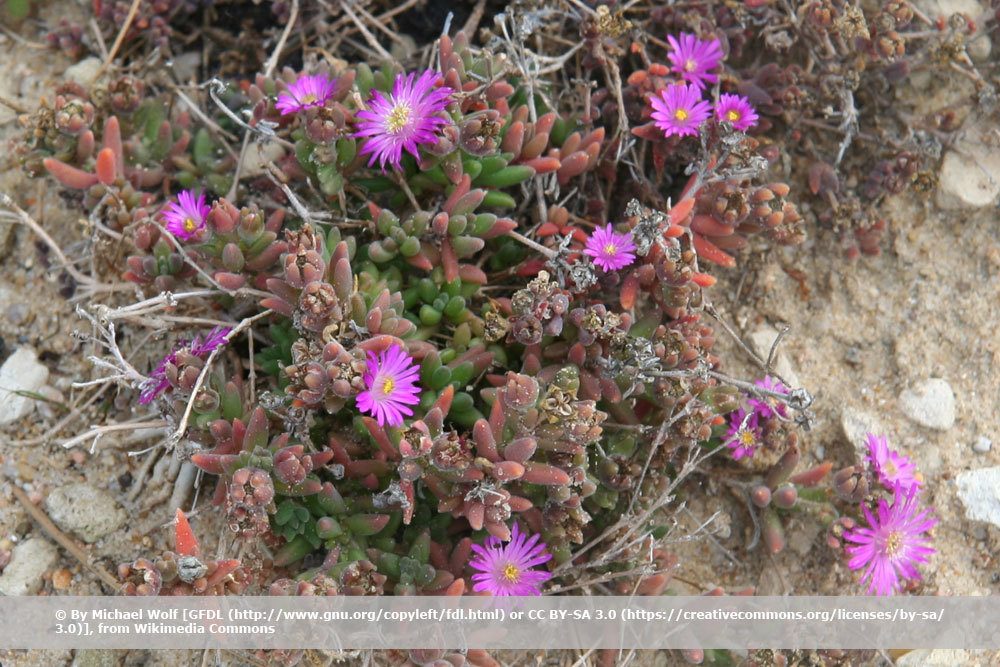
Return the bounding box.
[275,73,337,115]
[354,70,453,171]
[162,190,210,241]
[725,408,761,460]
[583,223,637,271]
[844,486,936,595]
[715,93,759,131]
[866,433,922,493]
[469,523,553,596]
[650,84,712,138]
[138,350,177,405]
[138,326,232,405]
[667,32,724,89]
[747,375,789,420]
[356,344,421,427]
[189,326,232,357]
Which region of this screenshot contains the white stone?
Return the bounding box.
[900,378,956,431]
[0,347,50,424]
[910,0,984,16]
[64,57,103,87]
[972,436,992,454]
[746,326,801,388]
[967,33,992,63]
[895,649,971,667]
[239,141,287,178]
[45,483,127,543]
[0,537,59,595]
[839,408,885,461]
[956,468,1000,528]
[937,122,1000,209]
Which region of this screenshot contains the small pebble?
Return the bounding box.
[45,483,127,543]
[899,378,956,431]
[51,567,72,590]
[973,436,992,454]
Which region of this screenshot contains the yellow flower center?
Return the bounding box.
[603,243,618,256]
[502,563,520,582]
[386,104,412,134]
[884,530,902,557]
[739,430,756,446]
[300,93,317,104]
[884,459,897,476]
[726,110,741,122]
[684,59,698,72]
[382,377,395,395]
[674,109,689,121]
[183,217,197,233]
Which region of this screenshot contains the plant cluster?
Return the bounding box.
[2,0,964,664]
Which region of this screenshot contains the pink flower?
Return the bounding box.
[354,70,453,171]
[188,326,232,357]
[138,326,232,405]
[715,93,759,131]
[650,84,712,138]
[844,485,936,595]
[356,344,421,427]
[747,375,789,420]
[866,433,922,493]
[162,190,210,241]
[469,523,553,596]
[583,223,637,271]
[667,32,724,90]
[275,73,337,115]
[725,408,761,460]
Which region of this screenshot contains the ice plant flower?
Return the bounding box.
[356,344,421,427]
[650,84,712,138]
[715,93,759,132]
[725,408,761,460]
[138,326,232,404]
[583,223,637,271]
[469,523,553,596]
[188,326,232,357]
[844,485,936,595]
[354,70,453,171]
[747,375,789,420]
[666,32,724,89]
[162,190,210,241]
[866,433,922,492]
[275,73,337,115]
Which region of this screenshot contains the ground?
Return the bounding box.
[0,3,999,667]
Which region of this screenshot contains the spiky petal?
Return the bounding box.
[138,326,232,405]
[162,190,210,241]
[650,84,712,139]
[468,523,553,596]
[583,223,637,272]
[844,485,936,595]
[666,32,724,89]
[725,408,761,460]
[866,433,922,493]
[275,73,337,115]
[356,344,421,427]
[715,93,759,132]
[354,70,453,171]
